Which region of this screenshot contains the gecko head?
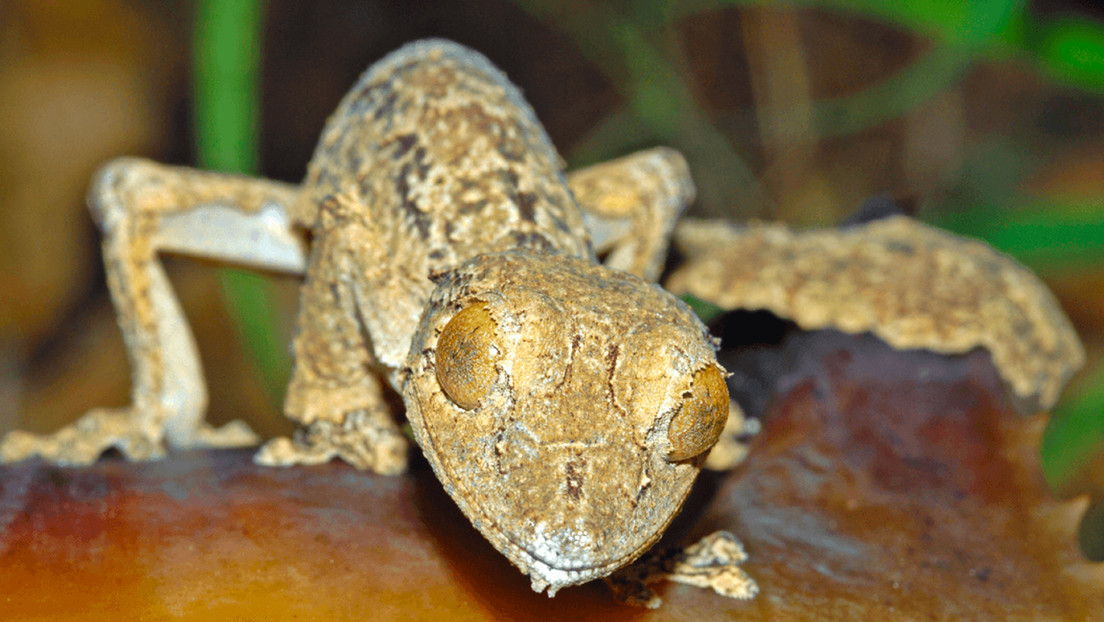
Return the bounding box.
[404,250,728,594]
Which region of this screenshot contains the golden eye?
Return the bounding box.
[666,365,729,461]
[436,301,500,410]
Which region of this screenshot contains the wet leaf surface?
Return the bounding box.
[1,329,1100,620]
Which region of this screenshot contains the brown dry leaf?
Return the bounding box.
[1,326,1099,619]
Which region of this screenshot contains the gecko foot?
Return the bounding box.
[606,530,759,608]
[254,408,409,475]
[0,407,166,465]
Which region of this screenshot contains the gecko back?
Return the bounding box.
[294,39,595,367]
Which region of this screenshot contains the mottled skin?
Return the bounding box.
[0,40,737,595]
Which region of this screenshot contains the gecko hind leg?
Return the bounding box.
[0,158,306,465]
[255,404,408,476]
[568,147,695,282]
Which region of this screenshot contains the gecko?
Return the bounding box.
[0,39,755,598]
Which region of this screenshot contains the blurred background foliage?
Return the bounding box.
[0,0,1102,556]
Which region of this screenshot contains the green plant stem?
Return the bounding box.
[193,0,290,409]
[1042,359,1104,496]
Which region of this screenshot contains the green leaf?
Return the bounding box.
[680,293,727,324]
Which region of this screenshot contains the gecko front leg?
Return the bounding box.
[0,158,306,465]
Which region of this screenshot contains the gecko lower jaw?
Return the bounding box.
[525,560,593,597]
[520,549,613,596]
[513,522,641,596]
[525,524,597,569]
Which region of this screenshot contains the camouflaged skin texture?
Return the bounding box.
[404,251,725,594]
[272,40,731,593]
[667,216,1086,412]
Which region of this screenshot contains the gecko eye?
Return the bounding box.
[436,301,500,410]
[666,365,729,461]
